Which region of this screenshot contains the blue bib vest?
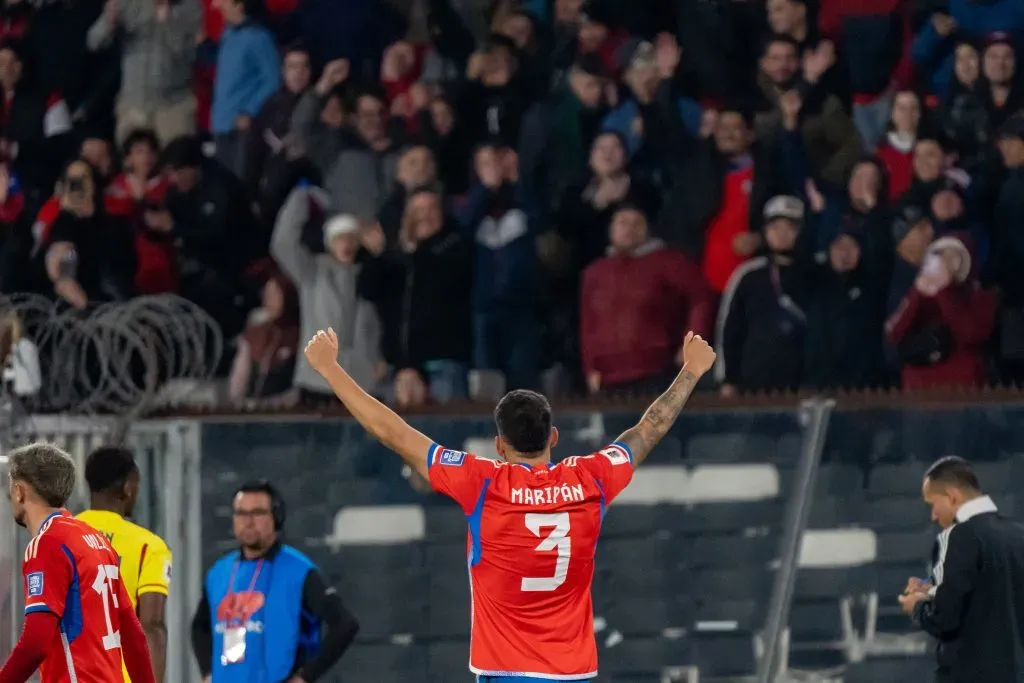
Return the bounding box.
[205,545,321,683]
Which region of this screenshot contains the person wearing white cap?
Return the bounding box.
[270,185,383,401]
[715,195,809,397]
[885,235,997,390]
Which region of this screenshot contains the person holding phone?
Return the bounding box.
[41,160,134,308]
[885,236,996,389]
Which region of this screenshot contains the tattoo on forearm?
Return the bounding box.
[617,370,700,465]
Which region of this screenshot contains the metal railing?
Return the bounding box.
[757,398,835,683]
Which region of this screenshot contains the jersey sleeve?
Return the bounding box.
[426,443,500,514]
[22,533,73,618]
[569,442,635,504]
[138,537,172,598]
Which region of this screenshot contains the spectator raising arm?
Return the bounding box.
[305,328,433,479]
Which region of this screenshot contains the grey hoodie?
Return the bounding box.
[271,186,383,393]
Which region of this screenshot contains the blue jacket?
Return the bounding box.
[211,19,281,134]
[205,545,320,683]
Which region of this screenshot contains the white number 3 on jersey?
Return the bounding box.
[521,513,571,592]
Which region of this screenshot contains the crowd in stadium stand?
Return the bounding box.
[0,0,1022,407]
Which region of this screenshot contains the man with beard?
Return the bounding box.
[0,442,156,683]
[753,34,860,187]
[716,195,810,395]
[190,481,359,683]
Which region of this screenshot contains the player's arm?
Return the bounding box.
[305,328,432,479]
[117,580,157,683]
[615,332,716,466]
[137,542,172,683]
[292,569,360,681]
[1,534,74,681]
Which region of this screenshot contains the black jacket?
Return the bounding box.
[914,496,1024,683]
[357,227,473,369]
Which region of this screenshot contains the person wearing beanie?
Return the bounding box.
[886,234,996,390]
[271,185,383,403]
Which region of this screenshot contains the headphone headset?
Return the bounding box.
[236,479,286,531]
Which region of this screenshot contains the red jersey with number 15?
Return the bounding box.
[22,510,131,683]
[427,441,635,680]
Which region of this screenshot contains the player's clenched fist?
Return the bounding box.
[304,328,340,375]
[681,331,716,376]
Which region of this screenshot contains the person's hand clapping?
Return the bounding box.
[304,328,340,375]
[681,331,716,376]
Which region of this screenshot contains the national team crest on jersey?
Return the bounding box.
[600,445,630,466]
[438,449,466,466]
[27,572,43,597]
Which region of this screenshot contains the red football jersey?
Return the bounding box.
[22,510,133,683]
[427,441,635,679]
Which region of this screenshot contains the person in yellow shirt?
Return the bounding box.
[77,446,171,683]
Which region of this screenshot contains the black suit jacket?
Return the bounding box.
[914,498,1024,683]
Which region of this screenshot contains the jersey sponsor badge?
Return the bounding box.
[27,572,43,597]
[438,449,466,466]
[600,446,630,466]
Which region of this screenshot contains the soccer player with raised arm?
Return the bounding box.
[305,328,716,682]
[78,446,173,683]
[0,443,157,683]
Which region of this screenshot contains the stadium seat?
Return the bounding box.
[332,643,427,683]
[689,632,758,677]
[593,568,696,601]
[671,501,784,534]
[424,503,468,541]
[789,601,844,642]
[867,463,923,497]
[598,637,678,676]
[596,538,676,570]
[875,531,933,564]
[332,543,424,573]
[693,599,763,632]
[685,433,778,463]
[807,495,864,528]
[686,534,778,569]
[595,596,695,636]
[815,463,865,497]
[861,496,931,530]
[690,569,774,601]
[793,566,876,600]
[974,459,1015,492]
[426,641,471,681]
[844,656,934,683]
[426,598,471,639]
[600,504,668,537]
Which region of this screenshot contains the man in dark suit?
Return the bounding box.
[899,456,1024,683]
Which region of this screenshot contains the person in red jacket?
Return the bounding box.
[886,236,996,390]
[104,129,175,295]
[580,204,716,395]
[876,89,921,201]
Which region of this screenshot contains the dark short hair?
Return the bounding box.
[494,390,552,455]
[762,33,801,57]
[8,443,77,507]
[925,456,981,491]
[84,446,138,494]
[122,128,160,159]
[162,135,203,170]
